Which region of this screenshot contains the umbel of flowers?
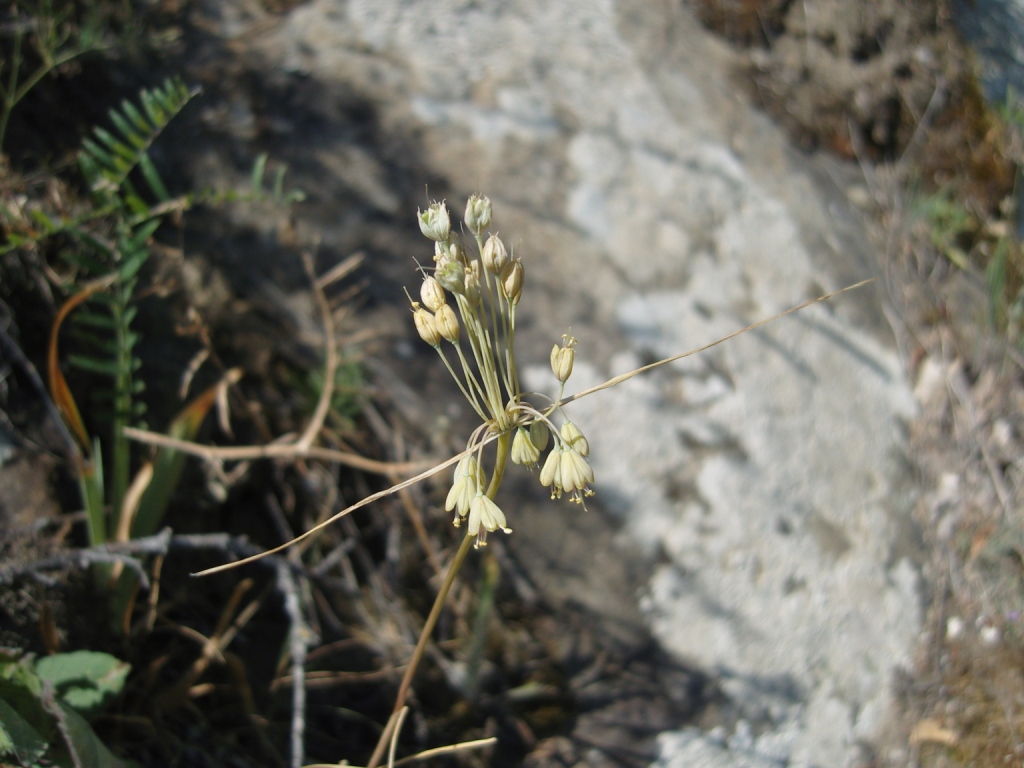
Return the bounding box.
[410,197,594,546]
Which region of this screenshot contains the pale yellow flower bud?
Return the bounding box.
[450,241,468,266]
[464,194,492,235]
[420,276,446,312]
[413,305,441,347]
[550,336,576,383]
[481,234,509,274]
[500,258,524,304]
[435,303,460,343]
[560,420,589,456]
[418,201,450,242]
[436,260,466,294]
[539,445,563,494]
[446,455,480,518]
[511,427,540,467]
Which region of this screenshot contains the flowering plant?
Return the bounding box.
[409,197,594,548]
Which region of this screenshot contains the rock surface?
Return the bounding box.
[188,1,923,765]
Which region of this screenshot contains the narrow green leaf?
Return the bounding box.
[69,227,116,257]
[273,164,287,202]
[122,192,149,216]
[73,310,117,330]
[120,99,151,134]
[138,154,170,202]
[79,154,101,187]
[251,153,268,195]
[119,247,150,282]
[92,128,136,163]
[81,138,116,171]
[68,354,121,377]
[29,209,57,230]
[107,108,145,149]
[126,219,160,252]
[141,90,165,128]
[134,373,226,538]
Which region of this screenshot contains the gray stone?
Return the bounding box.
[216,1,925,765]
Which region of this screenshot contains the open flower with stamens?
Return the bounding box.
[559,444,594,505]
[468,492,511,546]
[418,201,451,241]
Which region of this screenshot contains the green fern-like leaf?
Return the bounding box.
[79,77,197,195]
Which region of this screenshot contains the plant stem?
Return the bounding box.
[365,430,511,768]
[366,531,474,768]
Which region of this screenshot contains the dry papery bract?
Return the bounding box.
[125,195,870,767]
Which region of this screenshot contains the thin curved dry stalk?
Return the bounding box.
[296,252,337,453]
[192,442,492,576]
[560,279,875,405]
[123,251,420,474]
[192,278,873,577]
[121,428,432,475]
[301,736,497,768]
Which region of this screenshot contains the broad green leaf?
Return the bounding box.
[54,701,128,768]
[36,652,130,717]
[0,696,49,765]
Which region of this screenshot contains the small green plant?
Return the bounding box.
[0,648,130,768]
[1,76,303,604]
[0,0,112,151]
[42,77,200,557]
[917,187,978,271]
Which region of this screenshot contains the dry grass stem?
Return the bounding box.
[193,443,492,576]
[302,736,498,768]
[561,279,875,406]
[296,252,338,452]
[122,428,431,475]
[193,280,872,578]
